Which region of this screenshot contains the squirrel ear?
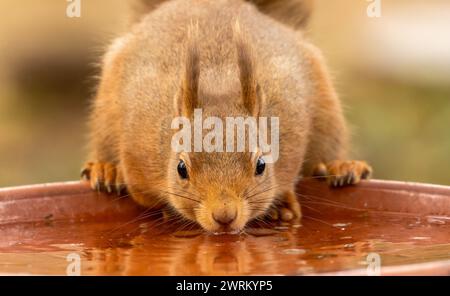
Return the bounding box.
[176,23,200,117]
[234,21,263,117]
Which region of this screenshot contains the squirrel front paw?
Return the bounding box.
[313,160,372,187]
[81,162,126,195]
[268,191,302,223]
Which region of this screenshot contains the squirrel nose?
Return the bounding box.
[212,208,237,226]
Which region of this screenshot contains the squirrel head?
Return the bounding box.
[166,22,277,233]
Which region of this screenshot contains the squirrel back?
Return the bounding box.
[131,0,313,29]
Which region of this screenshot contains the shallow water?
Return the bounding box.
[0,211,449,275]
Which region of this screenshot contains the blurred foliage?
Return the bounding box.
[0,87,88,186]
[342,74,450,185]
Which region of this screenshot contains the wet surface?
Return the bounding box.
[0,180,449,275]
[0,211,449,275]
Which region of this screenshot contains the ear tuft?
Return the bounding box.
[176,21,200,117]
[248,0,313,29]
[234,21,263,116]
[130,1,313,30]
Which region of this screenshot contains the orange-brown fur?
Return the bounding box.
[82,0,372,233]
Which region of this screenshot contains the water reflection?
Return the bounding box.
[0,211,449,275]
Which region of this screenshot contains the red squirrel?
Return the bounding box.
[82,0,372,233]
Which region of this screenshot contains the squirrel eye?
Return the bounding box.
[255,157,266,176]
[177,160,188,179]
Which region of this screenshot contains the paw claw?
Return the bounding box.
[361,168,372,180]
[80,162,93,180]
[105,183,113,193]
[93,180,102,192]
[80,169,89,179]
[347,171,354,185]
[81,162,126,195]
[116,184,125,196]
[314,160,372,188]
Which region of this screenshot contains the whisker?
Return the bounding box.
[302,215,335,227]
[105,207,155,235]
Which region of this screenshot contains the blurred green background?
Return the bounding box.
[0,0,449,187]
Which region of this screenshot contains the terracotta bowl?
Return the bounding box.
[0,179,449,275]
